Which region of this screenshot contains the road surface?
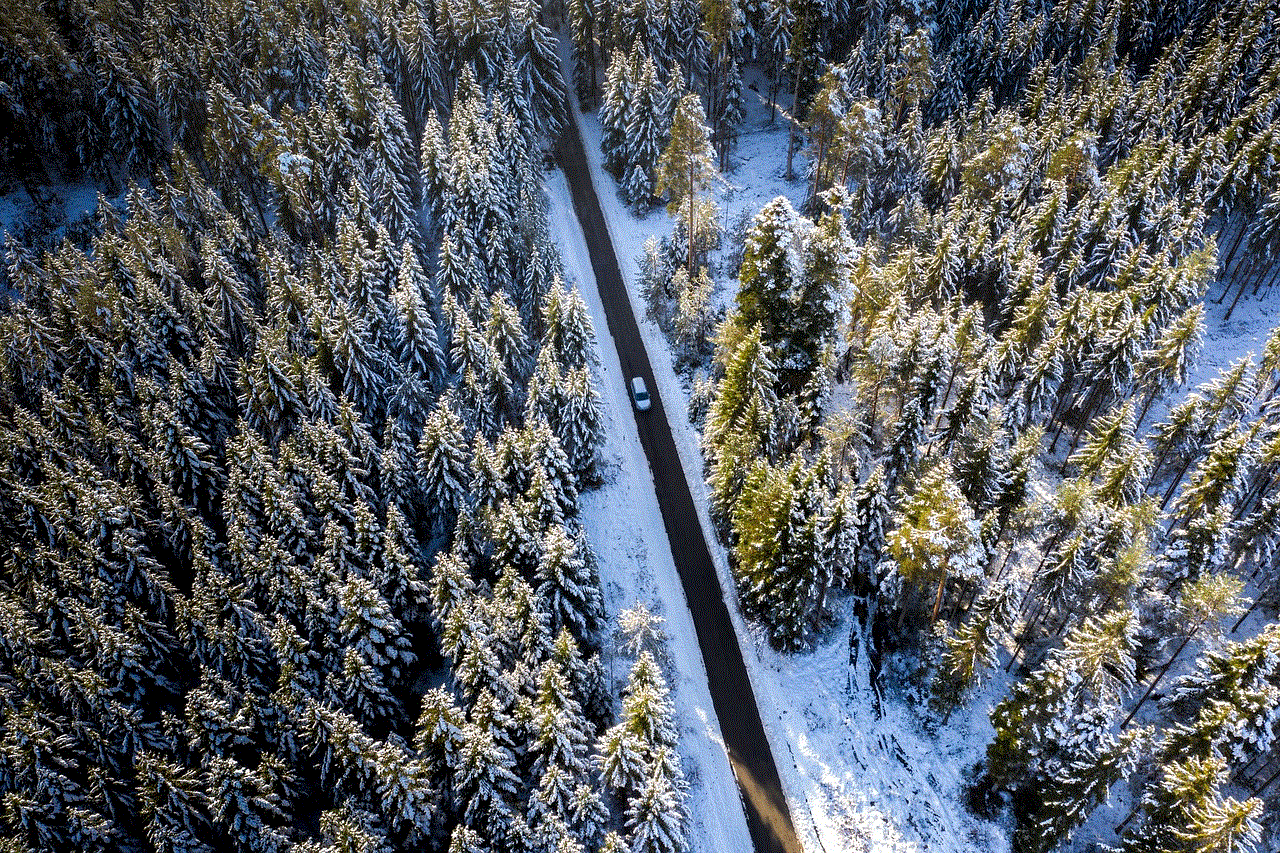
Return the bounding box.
[554,115,803,853]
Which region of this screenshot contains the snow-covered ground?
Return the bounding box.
[1162,273,1280,421]
[0,181,105,246]
[553,44,1008,853]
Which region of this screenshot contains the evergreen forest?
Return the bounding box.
[2,0,1280,852]
[0,2,684,852]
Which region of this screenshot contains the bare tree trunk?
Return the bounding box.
[1248,759,1280,797]
[1135,386,1160,431]
[1063,384,1107,467]
[1160,453,1197,510]
[1262,261,1280,298]
[1222,216,1251,271]
[1046,377,1079,454]
[785,61,804,180]
[1231,578,1274,632]
[1120,627,1201,729]
[930,569,949,622]
[1224,262,1256,321]
[1249,254,1273,296]
[1115,803,1140,836]
[1007,595,1052,672]
[930,361,962,436]
[1233,466,1277,522]
[687,161,696,276]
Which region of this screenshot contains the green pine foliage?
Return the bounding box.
[731,456,841,649]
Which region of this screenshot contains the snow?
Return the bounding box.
[545,167,755,852]
[276,151,314,176]
[1154,273,1280,423]
[0,180,115,254]
[553,40,1008,853]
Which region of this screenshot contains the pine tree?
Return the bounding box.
[486,289,532,387]
[731,457,835,649]
[567,0,598,104]
[931,590,1010,716]
[420,110,451,225]
[1159,624,1280,767]
[1020,720,1144,853]
[734,196,846,392]
[541,281,600,372]
[670,265,716,367]
[656,93,718,276]
[136,753,217,853]
[1136,302,1205,427]
[339,574,415,678]
[1120,755,1263,853]
[418,396,472,537]
[600,49,634,176]
[621,51,668,206]
[885,462,983,624]
[537,523,605,640]
[455,721,524,844]
[393,243,445,389]
[704,323,779,522]
[987,610,1139,796]
[598,652,678,799]
[1121,573,1245,729]
[703,0,743,170]
[625,764,689,853]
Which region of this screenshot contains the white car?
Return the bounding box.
[630,376,651,411]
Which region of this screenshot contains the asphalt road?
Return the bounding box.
[554,118,803,853]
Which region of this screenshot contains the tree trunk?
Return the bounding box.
[1231,577,1274,632]
[1007,595,1051,672]
[1120,626,1200,730]
[897,583,917,631]
[1262,261,1280,298]
[811,132,827,203]
[1222,216,1251,271]
[1216,254,1252,304]
[1063,390,1101,467]
[1135,387,1158,431]
[1160,453,1196,510]
[931,361,962,436]
[1233,465,1277,522]
[1224,263,1255,321]
[687,161,696,276]
[930,568,949,622]
[785,61,804,180]
[1115,803,1140,836]
[1248,254,1273,296]
[1045,376,1079,454]
[1248,758,1280,797]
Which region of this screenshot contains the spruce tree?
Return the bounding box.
[884,462,983,624]
[731,457,835,649]
[621,51,668,206]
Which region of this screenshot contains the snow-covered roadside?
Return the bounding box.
[545,167,755,852]
[553,50,1006,853]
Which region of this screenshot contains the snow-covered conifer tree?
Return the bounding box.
[656,93,718,275]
